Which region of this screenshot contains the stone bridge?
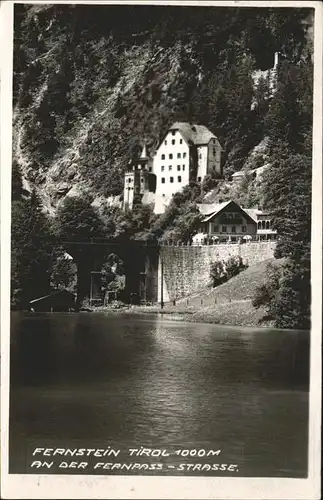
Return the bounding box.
[62,239,276,306]
[61,239,159,306]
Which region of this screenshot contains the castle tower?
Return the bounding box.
[123,144,155,210]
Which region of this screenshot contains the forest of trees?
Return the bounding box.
[13,5,312,193]
[11,182,159,308]
[252,57,312,329]
[11,5,314,328]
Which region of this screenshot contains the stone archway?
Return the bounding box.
[62,240,159,307]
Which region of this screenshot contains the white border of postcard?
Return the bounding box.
[1,0,322,498]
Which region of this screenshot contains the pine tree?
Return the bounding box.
[265,60,312,153]
[259,147,311,328]
[274,260,310,329]
[54,196,106,242]
[262,147,311,261]
[11,191,54,308]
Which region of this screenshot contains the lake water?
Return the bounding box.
[9,312,309,477]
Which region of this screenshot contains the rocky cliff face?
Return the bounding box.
[12,4,313,213]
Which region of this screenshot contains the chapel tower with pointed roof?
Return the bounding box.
[123,144,155,210]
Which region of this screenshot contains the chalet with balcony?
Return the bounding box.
[244,207,277,241]
[197,200,277,243]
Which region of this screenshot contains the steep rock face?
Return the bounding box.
[12,4,312,212]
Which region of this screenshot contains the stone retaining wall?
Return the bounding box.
[157,241,276,302]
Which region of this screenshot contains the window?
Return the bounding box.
[177,165,181,171]
[182,165,185,171]
[177,152,181,158]
[257,221,261,229]
[213,147,216,156]
[164,140,167,145]
[213,225,219,233]
[169,153,173,159]
[169,165,172,171]
[141,178,144,183]
[266,221,270,229]
[178,176,182,182]
[242,225,246,232]
[170,177,174,183]
[222,226,227,233]
[262,220,266,229]
[148,167,152,172]
[162,194,165,197]
[128,178,132,183]
[197,176,201,182]
[183,152,187,158]
[232,226,236,233]
[161,165,165,171]
[161,177,165,184]
[161,154,165,159]
[172,139,175,145]
[180,138,183,144]
[172,130,175,136]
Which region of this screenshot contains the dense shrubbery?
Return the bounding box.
[146,182,205,243]
[210,256,248,288]
[11,190,55,308]
[252,262,281,317]
[51,254,77,292]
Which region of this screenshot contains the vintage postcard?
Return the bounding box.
[1,0,322,498]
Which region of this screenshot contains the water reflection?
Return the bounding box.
[10,312,309,477]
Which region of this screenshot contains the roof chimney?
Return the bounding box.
[140,144,147,158]
[274,52,280,70]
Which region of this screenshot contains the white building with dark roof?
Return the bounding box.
[153,122,222,213]
[196,200,277,243]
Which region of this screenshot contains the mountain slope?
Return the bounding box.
[164,258,286,326]
[13,4,313,213]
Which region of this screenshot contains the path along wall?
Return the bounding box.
[157,241,276,303]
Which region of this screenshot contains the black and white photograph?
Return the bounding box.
[1,0,322,498]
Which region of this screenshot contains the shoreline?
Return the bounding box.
[11,304,308,331]
[87,300,276,328]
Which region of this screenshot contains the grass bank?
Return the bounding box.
[93,258,285,327]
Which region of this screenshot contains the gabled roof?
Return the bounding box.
[199,200,257,224]
[243,208,262,222]
[197,201,231,217]
[244,207,272,219]
[170,122,221,147]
